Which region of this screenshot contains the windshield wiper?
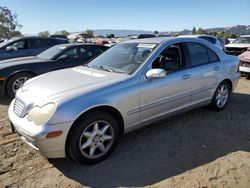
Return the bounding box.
[91,65,113,72]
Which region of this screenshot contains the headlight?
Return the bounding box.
[27,103,56,125]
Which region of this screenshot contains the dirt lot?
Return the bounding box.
[0,78,250,188]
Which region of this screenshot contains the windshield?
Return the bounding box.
[87,42,157,74]
[233,37,250,44]
[0,39,13,48]
[37,45,66,60]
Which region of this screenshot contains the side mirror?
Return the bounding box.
[57,54,69,60]
[6,46,15,52]
[146,68,167,80]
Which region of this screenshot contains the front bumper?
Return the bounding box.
[8,100,73,158]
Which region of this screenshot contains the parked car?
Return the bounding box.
[224,35,250,56]
[238,47,250,77]
[178,35,224,50]
[8,37,240,164]
[0,36,68,61]
[0,44,108,97]
[49,35,68,40]
[137,34,156,39]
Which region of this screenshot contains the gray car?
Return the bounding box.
[8,37,240,164]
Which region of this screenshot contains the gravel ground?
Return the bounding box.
[0,77,250,188]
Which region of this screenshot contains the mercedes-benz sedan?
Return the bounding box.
[8,37,240,164]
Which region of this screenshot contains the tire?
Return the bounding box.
[210,81,231,111]
[6,72,34,98]
[68,111,119,164]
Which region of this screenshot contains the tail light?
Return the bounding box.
[237,60,241,73]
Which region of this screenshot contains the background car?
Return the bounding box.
[0,43,108,97]
[238,47,250,77]
[8,37,240,164]
[137,34,156,39]
[224,35,250,56]
[178,35,224,50]
[0,36,68,61]
[49,34,68,40]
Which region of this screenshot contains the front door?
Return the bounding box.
[139,43,192,123]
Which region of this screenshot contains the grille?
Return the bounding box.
[13,98,26,117]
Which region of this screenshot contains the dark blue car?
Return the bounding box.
[0,36,68,61]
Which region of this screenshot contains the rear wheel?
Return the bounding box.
[210,81,230,111]
[68,111,119,164]
[6,72,33,98]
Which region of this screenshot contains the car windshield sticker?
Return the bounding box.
[72,67,106,77]
[137,43,156,48]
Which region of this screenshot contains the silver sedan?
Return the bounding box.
[8,37,240,164]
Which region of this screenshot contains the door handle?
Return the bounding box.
[213,66,220,71]
[181,74,191,80]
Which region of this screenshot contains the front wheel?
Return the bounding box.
[210,81,231,111]
[6,72,33,98]
[68,111,119,164]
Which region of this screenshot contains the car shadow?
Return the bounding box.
[49,92,250,188]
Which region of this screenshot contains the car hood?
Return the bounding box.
[225,43,250,48]
[16,66,129,105]
[239,51,250,62]
[0,56,50,69]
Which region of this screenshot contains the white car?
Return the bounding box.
[178,35,223,50]
[224,35,250,56]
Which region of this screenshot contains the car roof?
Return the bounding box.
[10,36,66,41]
[53,43,108,48]
[122,37,174,44]
[178,34,217,39]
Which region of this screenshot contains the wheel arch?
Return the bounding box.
[5,70,37,93]
[221,78,232,92]
[65,105,125,157]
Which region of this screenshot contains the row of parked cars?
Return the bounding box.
[0,34,243,164]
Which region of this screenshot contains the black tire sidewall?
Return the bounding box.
[68,111,119,164]
[210,81,231,111]
[6,73,33,98]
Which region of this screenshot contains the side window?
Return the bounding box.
[185,43,209,67]
[61,48,78,59]
[78,47,93,58]
[152,43,184,72]
[7,40,28,50]
[95,46,108,56]
[207,48,220,62]
[29,39,43,48]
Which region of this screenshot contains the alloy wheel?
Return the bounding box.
[79,120,114,159]
[215,84,229,108]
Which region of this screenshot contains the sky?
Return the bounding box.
[0,0,250,34]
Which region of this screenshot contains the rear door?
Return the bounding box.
[184,42,221,104]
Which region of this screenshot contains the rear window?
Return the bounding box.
[207,48,220,62]
[199,36,216,44]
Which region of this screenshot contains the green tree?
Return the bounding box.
[192,27,197,35]
[54,30,70,36]
[85,29,94,37]
[197,28,207,35]
[154,31,159,35]
[0,6,22,38]
[38,31,50,37]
